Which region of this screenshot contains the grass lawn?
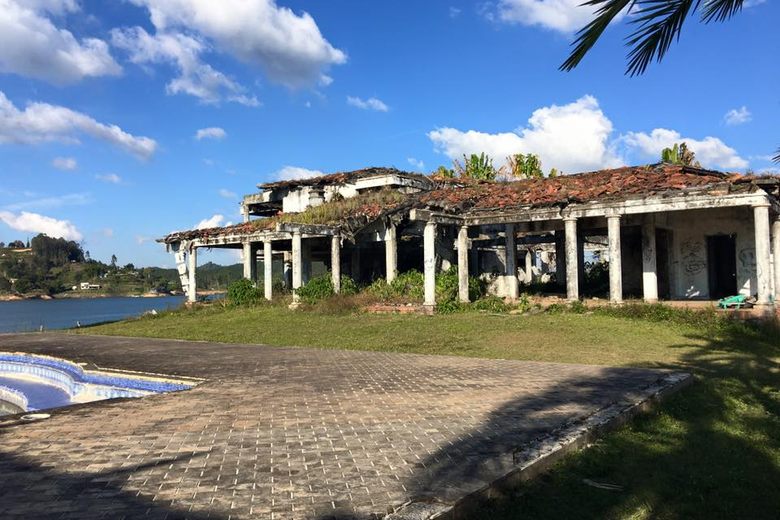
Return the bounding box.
[80,303,780,519]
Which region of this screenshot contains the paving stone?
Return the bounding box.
[0,333,684,519]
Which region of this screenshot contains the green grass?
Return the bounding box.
[79,303,780,519]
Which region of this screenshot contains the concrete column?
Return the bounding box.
[187,246,197,303]
[564,217,579,301]
[241,205,250,223]
[291,231,303,302]
[424,221,437,307]
[608,214,623,304]
[385,224,398,283]
[641,215,658,303]
[263,240,273,300]
[505,224,518,300]
[242,241,257,283]
[773,217,780,303]
[331,235,341,294]
[457,225,469,303]
[525,249,534,285]
[753,204,772,305]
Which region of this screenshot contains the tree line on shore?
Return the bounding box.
[0,234,242,296]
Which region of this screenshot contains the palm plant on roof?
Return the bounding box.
[560,0,779,164]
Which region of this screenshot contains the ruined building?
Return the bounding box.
[160,164,780,311]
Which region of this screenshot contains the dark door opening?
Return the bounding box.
[706,234,737,299]
[656,229,672,300]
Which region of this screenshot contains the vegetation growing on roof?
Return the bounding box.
[251,188,409,232]
[453,153,498,181]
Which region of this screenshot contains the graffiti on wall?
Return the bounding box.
[681,240,706,275]
[738,248,756,275]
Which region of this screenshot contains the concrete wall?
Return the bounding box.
[665,207,756,300]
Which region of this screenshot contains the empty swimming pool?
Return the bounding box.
[0,352,199,416]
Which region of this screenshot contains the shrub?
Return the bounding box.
[227,279,262,305]
[296,273,358,305]
[435,267,487,313]
[366,270,425,302]
[472,295,509,313]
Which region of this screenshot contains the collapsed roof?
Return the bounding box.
[256,166,432,190]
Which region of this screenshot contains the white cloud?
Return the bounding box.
[407,157,425,171]
[0,210,82,240]
[112,27,259,107]
[274,165,324,180]
[0,91,157,159]
[123,0,346,89]
[429,95,621,173]
[195,127,227,140]
[4,192,90,211]
[52,156,77,171]
[0,0,121,84]
[101,227,114,238]
[195,214,225,229]
[96,173,122,184]
[218,188,237,199]
[724,106,751,126]
[449,6,462,17]
[347,96,389,112]
[621,129,748,170]
[493,0,621,33]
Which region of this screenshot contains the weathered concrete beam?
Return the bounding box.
[565,192,773,219]
[263,241,273,300]
[505,224,519,300]
[773,216,780,303]
[424,221,437,308]
[409,209,464,225]
[607,214,623,304]
[242,241,258,283]
[276,223,339,236]
[464,208,562,226]
[291,231,302,304]
[187,245,197,304]
[331,235,341,294]
[385,224,398,283]
[753,203,772,306]
[564,217,579,301]
[641,215,658,303]
[457,225,469,303]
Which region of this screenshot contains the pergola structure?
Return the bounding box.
[160,164,780,312]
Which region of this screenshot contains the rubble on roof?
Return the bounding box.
[161,164,777,244]
[257,166,432,190]
[418,164,742,214]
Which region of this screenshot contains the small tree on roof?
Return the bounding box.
[661,142,701,167]
[453,153,497,181]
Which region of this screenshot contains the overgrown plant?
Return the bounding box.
[227,279,263,305]
[453,153,497,181]
[296,273,358,305]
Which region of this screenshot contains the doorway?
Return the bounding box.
[706,234,737,299]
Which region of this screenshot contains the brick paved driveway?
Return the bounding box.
[0,333,684,519]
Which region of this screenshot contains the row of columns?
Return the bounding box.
[195,205,780,308]
[237,230,359,303]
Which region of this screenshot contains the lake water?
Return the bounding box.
[0,296,186,333]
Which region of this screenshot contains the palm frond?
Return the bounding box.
[560,0,635,72]
[700,0,743,22]
[624,0,699,76]
[773,147,780,163]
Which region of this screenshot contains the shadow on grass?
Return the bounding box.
[406,321,780,519]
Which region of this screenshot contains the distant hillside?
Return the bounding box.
[0,234,242,296]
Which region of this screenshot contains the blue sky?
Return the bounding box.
[0,0,778,267]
